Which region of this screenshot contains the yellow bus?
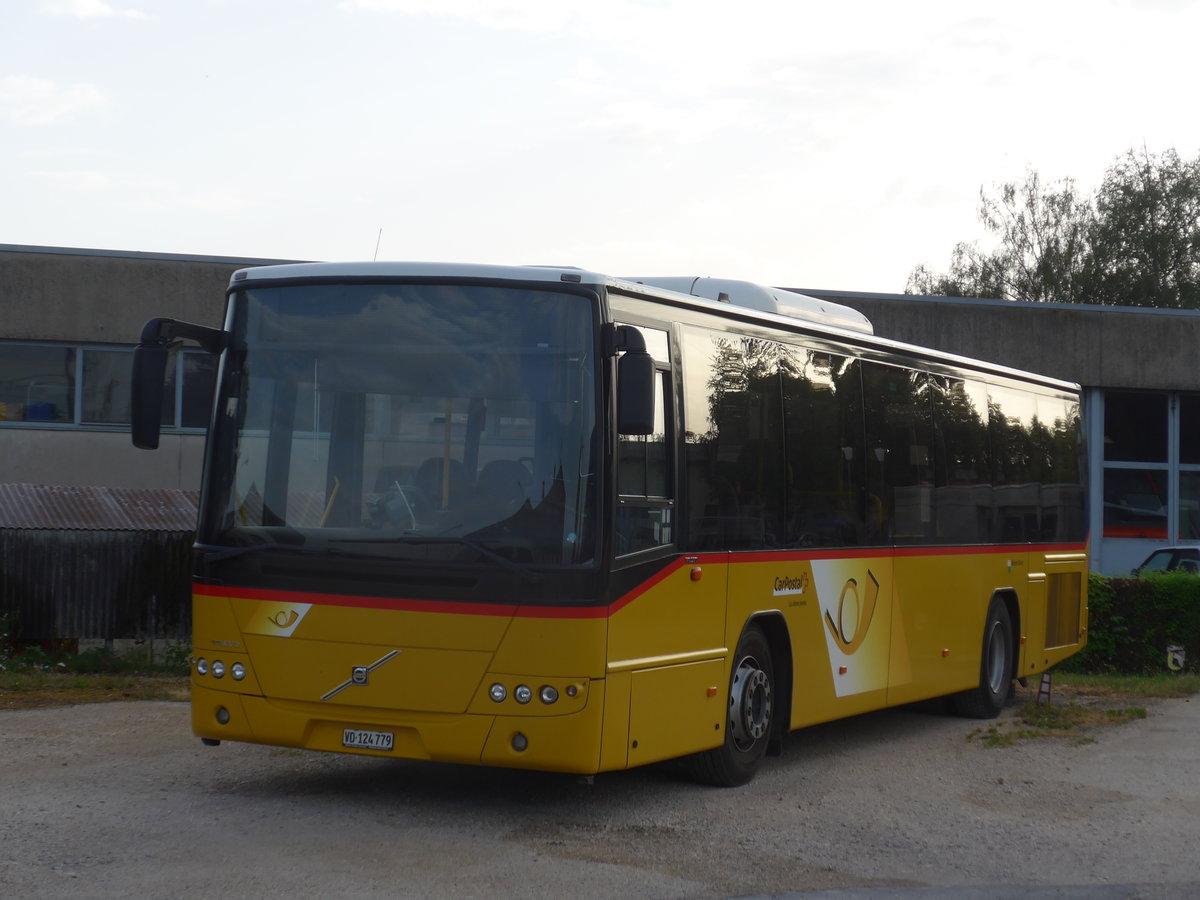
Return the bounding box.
[131,263,1087,786]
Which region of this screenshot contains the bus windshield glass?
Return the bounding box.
[211,281,598,566]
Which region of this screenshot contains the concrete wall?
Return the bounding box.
[0,245,292,343]
[797,291,1200,392]
[2,429,207,490]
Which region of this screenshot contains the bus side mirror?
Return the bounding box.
[131,317,228,450]
[131,343,168,449]
[615,326,655,436]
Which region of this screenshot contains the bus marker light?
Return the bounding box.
[539,685,559,704]
[489,683,507,702]
[838,666,847,675]
[706,686,718,697]
[566,684,578,698]
[690,567,702,581]
[512,733,528,752]
[942,649,950,657]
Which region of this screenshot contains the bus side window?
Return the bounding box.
[617,370,673,555]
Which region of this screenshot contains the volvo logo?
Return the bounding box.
[320,650,401,701]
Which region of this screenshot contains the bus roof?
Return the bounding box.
[228,261,1078,393]
[230,262,871,332]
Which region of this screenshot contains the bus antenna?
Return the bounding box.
[373,228,382,261]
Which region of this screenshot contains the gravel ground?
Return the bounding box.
[1,691,1197,899]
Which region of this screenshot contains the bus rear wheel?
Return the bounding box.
[952,598,1013,719]
[686,625,774,787]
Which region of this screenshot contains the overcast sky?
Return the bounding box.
[3,0,1199,292]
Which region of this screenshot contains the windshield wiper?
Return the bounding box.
[331,535,542,584]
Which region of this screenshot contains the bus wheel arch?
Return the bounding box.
[952,593,1016,719]
[752,612,792,757]
[996,589,1020,680]
[686,613,791,786]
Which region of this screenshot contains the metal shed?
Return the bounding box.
[0,483,197,646]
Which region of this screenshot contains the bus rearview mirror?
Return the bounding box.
[617,348,655,435]
[131,344,168,450]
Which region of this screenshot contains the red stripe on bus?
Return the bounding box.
[193,542,1088,620]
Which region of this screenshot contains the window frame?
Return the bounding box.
[0,339,214,433]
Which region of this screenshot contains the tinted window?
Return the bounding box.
[782,350,866,547]
[681,327,784,550]
[863,363,933,544]
[930,376,990,543]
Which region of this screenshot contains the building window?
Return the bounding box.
[0,345,75,423]
[180,351,218,428]
[1103,391,1168,539]
[82,348,132,424]
[0,340,215,432]
[1104,391,1167,463]
[1181,395,1200,540]
[1102,390,1182,541]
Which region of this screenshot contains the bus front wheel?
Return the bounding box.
[952,598,1013,718]
[687,624,774,787]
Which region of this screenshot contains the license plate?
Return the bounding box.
[342,728,394,751]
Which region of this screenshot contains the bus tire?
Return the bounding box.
[952,598,1013,719]
[686,624,774,787]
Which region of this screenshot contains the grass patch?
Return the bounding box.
[966,673,1177,748]
[0,641,191,709]
[1053,671,1200,700]
[0,672,189,709]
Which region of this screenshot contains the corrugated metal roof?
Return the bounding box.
[0,483,199,531]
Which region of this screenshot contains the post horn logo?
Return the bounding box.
[268,609,299,629]
[824,570,880,655]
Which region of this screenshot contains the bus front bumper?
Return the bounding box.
[191,681,608,775]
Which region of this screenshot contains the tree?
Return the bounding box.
[908,149,1200,309]
[906,169,1094,303]
[1087,148,1200,308]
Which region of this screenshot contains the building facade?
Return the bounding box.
[2,244,1196,575]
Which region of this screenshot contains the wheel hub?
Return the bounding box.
[729,658,772,748]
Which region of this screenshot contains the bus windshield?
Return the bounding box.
[209,281,598,566]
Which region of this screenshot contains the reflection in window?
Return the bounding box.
[1104,468,1168,539]
[863,363,933,544]
[783,351,867,547]
[681,328,785,550]
[1035,395,1085,542]
[930,376,990,543]
[0,345,75,423]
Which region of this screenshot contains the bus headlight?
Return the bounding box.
[489,683,507,702]
[231,662,246,681]
[514,685,532,704]
[539,685,559,705]
[196,658,209,676]
[211,660,226,679]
